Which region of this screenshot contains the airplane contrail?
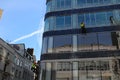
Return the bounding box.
[11,26,44,43]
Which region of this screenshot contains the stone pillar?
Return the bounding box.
[73,35,77,52]
[46,63,51,80]
[73,62,79,80]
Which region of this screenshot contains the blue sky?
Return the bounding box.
[0,0,46,60]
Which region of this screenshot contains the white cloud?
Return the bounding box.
[37,18,44,48]
[10,25,44,43]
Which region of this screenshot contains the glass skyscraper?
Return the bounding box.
[40,0,120,80]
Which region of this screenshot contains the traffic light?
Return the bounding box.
[80,22,86,34]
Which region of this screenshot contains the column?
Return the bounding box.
[72,14,77,28]
[73,35,77,52]
[51,62,57,80]
[72,0,76,8]
[73,62,79,80]
[46,63,52,80]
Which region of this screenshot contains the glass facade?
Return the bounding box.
[46,0,120,12]
[42,32,119,54]
[44,11,114,31]
[41,0,120,80]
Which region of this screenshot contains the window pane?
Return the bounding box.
[85,14,91,27]
[93,0,99,4]
[77,0,86,6]
[87,0,93,4]
[56,16,64,29]
[65,0,71,7]
[65,16,71,27]
[42,38,48,54]
[78,33,98,51]
[45,19,49,31]
[104,0,110,3]
[90,13,96,26]
[57,0,61,8]
[106,11,113,25]
[53,35,72,53]
[78,14,84,27]
[99,0,104,4]
[96,12,106,25]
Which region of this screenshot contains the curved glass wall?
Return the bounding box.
[46,1,52,12]
[56,15,72,30]
[56,0,71,10]
[44,11,114,31]
[46,0,120,12]
[42,32,119,54]
[53,35,73,53]
[42,37,48,54]
[77,11,113,28]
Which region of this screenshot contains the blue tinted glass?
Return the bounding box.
[78,33,97,45]
[53,35,72,47]
[78,14,84,27]
[57,0,61,8]
[104,0,110,3]
[117,0,120,3]
[61,0,64,6]
[85,14,91,27]
[45,19,49,31]
[65,0,71,7]
[65,16,71,26]
[99,0,104,4]
[78,33,98,51]
[106,11,113,24]
[93,0,99,4]
[56,16,64,27]
[87,0,93,3]
[96,12,106,25]
[98,32,112,45]
[90,13,96,25]
[42,38,48,53]
[77,0,86,5]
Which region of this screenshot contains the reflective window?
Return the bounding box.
[96,12,106,25]
[77,32,117,51]
[106,11,113,25]
[78,33,98,51]
[98,33,111,45]
[46,1,52,12]
[56,0,71,9]
[98,32,114,50]
[77,0,113,7]
[85,14,91,27]
[42,38,48,54]
[78,14,84,27]
[56,15,71,30]
[90,13,96,26]
[45,19,49,31]
[77,0,86,7]
[78,11,113,28]
[53,35,72,53]
[56,16,64,28]
[45,17,54,31]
